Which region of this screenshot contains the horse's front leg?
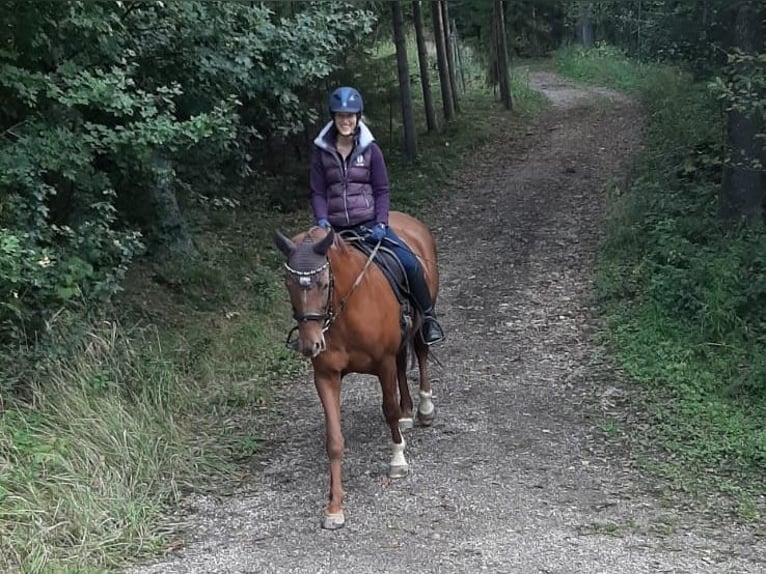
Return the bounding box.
[396,348,414,429]
[380,358,409,478]
[314,369,345,530]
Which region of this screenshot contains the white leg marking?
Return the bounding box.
[389,438,409,478]
[418,390,434,417]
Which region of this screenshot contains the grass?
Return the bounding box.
[556,43,766,518]
[0,46,545,574]
[1,322,224,573]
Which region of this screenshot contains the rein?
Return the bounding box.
[328,238,381,331]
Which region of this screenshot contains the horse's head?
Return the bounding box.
[274,227,335,358]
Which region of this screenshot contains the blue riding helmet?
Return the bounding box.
[329,86,363,115]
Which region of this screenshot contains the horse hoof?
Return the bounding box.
[389,464,410,479]
[417,410,435,427]
[322,511,345,530]
[399,417,414,430]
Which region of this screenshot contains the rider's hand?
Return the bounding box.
[317,218,331,230]
[370,223,386,242]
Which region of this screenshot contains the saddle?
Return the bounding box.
[337,229,415,338]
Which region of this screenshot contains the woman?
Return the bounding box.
[309,86,445,346]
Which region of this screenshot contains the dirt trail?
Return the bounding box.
[125,72,765,574]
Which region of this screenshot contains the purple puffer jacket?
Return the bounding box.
[310,121,390,228]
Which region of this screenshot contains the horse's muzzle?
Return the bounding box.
[303,334,327,358]
[286,324,327,358]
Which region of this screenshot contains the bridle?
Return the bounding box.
[283,237,381,349]
[283,258,335,332]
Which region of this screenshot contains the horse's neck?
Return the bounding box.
[329,244,367,301]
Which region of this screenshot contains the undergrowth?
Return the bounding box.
[557,44,766,516]
[0,56,541,574]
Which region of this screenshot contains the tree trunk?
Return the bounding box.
[412,0,438,132]
[431,0,455,122]
[147,155,197,258]
[441,0,460,111]
[720,2,764,225]
[392,0,417,163]
[493,0,512,110]
[580,2,594,48]
[453,17,467,92]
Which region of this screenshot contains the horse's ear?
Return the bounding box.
[274,230,296,256]
[313,228,335,256]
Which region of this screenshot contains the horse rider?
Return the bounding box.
[309,86,445,346]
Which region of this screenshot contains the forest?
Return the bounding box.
[0,1,764,572]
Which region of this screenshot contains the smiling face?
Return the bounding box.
[333,112,357,138]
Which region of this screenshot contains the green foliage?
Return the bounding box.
[556,43,657,91]
[567,0,761,79]
[709,49,766,173]
[0,0,376,352]
[557,46,766,498]
[454,0,566,58]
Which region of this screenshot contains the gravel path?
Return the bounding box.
[124,72,765,574]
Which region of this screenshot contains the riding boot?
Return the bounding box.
[408,266,446,346]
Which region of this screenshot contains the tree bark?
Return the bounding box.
[441,0,460,111]
[392,0,418,163]
[453,17,467,93]
[720,2,764,225]
[493,0,512,110]
[431,0,455,122]
[147,155,197,258]
[580,2,594,48]
[412,0,438,132]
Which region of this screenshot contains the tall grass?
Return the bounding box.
[556,44,766,513]
[1,322,222,573]
[0,220,303,573]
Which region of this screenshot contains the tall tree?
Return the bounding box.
[579,1,594,48]
[492,0,512,110]
[719,0,764,224]
[441,0,460,111]
[392,0,418,162]
[412,0,438,132]
[431,0,455,121]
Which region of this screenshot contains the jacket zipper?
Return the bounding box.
[339,152,350,225]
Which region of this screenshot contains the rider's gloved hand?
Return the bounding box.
[370,223,386,242]
[317,218,331,230]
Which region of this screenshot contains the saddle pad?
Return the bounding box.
[338,230,410,305]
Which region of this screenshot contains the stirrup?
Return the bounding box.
[421,316,445,346]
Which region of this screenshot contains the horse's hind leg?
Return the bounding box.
[415,335,435,426]
[380,358,409,478]
[397,347,414,430]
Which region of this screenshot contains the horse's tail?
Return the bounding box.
[404,332,443,369]
[407,339,417,371]
[427,347,444,368]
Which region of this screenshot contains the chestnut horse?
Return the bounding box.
[274,210,439,530]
